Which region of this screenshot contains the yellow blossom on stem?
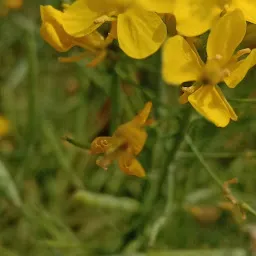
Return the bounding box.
[162,9,256,127]
[40,5,113,67]
[172,0,256,37]
[0,116,10,137]
[90,102,152,177]
[5,0,22,8]
[61,0,167,59]
[0,0,23,15]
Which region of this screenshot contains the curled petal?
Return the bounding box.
[207,9,246,67]
[162,35,203,85]
[225,49,256,88]
[118,152,145,177]
[188,85,237,127]
[40,6,105,52]
[62,0,103,37]
[114,122,147,155]
[117,7,167,59]
[132,101,152,126]
[40,5,73,52]
[90,136,114,154]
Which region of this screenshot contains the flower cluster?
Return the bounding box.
[40,0,256,176]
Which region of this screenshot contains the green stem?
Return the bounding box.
[185,135,223,188]
[110,74,122,133]
[43,123,83,189]
[25,29,38,146]
[185,134,256,218]
[119,106,192,252]
[16,29,39,184]
[63,136,90,150]
[178,150,256,159]
[229,98,256,103]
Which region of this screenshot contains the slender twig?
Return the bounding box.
[62,136,90,151]
[229,98,256,103]
[26,28,38,146]
[185,134,256,218]
[43,123,84,189]
[185,135,223,188]
[178,150,256,159]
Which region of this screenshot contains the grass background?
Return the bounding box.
[1,0,256,255]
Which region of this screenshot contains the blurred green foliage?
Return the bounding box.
[0,0,256,255]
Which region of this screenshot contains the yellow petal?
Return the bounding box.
[40,6,104,53]
[207,9,246,67]
[225,49,256,88]
[114,122,147,155]
[162,35,203,85]
[117,7,167,59]
[90,136,114,154]
[0,116,10,137]
[40,5,73,52]
[132,101,152,126]
[179,91,189,104]
[139,0,175,13]
[233,0,256,24]
[118,152,145,177]
[215,86,238,121]
[40,23,72,52]
[62,0,102,37]
[174,0,222,37]
[188,85,237,127]
[6,0,23,9]
[88,0,134,13]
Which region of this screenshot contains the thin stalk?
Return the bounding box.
[16,29,39,184]
[229,98,256,103]
[178,151,256,159]
[185,134,256,218]
[119,106,192,252]
[25,28,38,146]
[43,123,83,189]
[185,135,223,188]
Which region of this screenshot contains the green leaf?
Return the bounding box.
[0,160,21,207]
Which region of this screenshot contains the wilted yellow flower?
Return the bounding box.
[5,0,22,8]
[163,9,256,127]
[0,116,10,137]
[172,0,256,36]
[0,0,22,15]
[61,0,167,59]
[40,5,112,67]
[90,102,152,177]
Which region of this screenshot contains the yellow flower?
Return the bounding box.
[0,0,22,15]
[40,5,112,67]
[5,0,22,9]
[163,9,256,127]
[90,102,152,177]
[61,0,167,59]
[172,0,256,37]
[0,116,10,137]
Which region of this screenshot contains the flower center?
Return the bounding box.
[200,55,231,85]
